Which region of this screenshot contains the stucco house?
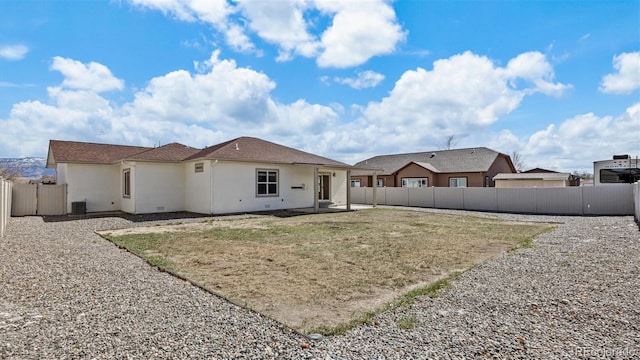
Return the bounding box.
[351,147,516,188]
[46,137,356,215]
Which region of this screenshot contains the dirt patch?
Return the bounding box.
[100,209,553,333]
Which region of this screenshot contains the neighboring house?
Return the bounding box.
[46,137,356,215]
[493,172,578,188]
[351,147,515,188]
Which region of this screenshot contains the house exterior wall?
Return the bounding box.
[132,162,185,213]
[63,163,120,213]
[330,170,347,205]
[350,175,369,187]
[185,160,212,214]
[395,163,435,187]
[210,161,317,214]
[434,172,485,187]
[486,155,516,187]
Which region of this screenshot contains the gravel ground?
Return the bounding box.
[1,209,638,359]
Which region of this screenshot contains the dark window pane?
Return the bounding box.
[257,184,267,194]
[268,184,277,194]
[268,172,277,182]
[258,172,267,182]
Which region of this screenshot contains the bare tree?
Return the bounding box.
[510,151,525,172]
[442,135,457,150]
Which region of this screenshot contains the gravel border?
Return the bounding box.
[1,208,638,359]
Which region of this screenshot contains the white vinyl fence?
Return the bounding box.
[11,183,67,216]
[352,184,636,216]
[634,182,640,224]
[0,178,12,237]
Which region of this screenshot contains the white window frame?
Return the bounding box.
[350,179,361,187]
[377,178,384,187]
[256,169,279,197]
[449,177,467,188]
[401,178,428,188]
[123,168,131,198]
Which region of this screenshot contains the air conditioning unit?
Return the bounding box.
[71,201,86,215]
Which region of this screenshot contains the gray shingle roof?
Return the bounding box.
[353,147,508,175]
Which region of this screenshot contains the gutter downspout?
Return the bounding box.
[314,167,319,212]
[346,169,351,211]
[210,160,218,214]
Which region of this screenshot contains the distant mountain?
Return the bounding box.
[0,157,56,180]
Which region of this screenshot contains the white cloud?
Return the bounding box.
[0,44,29,60]
[600,52,640,94]
[129,0,231,23]
[334,70,385,89]
[51,57,124,92]
[315,0,406,68]
[126,0,406,68]
[362,51,570,140]
[2,50,633,175]
[235,0,319,61]
[519,103,640,172]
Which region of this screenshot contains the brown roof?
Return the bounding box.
[126,142,200,161]
[48,140,152,166]
[47,137,352,168]
[353,147,514,175]
[185,137,351,167]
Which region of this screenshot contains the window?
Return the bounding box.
[377,178,384,187]
[449,177,467,188]
[350,179,361,187]
[194,162,204,173]
[484,176,490,187]
[123,168,131,198]
[600,168,640,183]
[401,178,428,188]
[256,169,278,196]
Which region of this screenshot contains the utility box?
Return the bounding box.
[71,201,86,215]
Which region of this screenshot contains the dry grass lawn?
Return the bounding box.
[100,209,553,334]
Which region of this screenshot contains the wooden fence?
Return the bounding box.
[0,178,12,237]
[352,185,636,216]
[11,183,67,216]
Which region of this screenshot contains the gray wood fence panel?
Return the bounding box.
[365,187,386,205]
[37,184,67,216]
[385,187,409,206]
[1,179,12,237]
[408,187,434,207]
[435,188,464,209]
[352,185,637,217]
[535,187,583,215]
[351,187,366,204]
[582,185,634,215]
[497,188,537,213]
[12,184,37,216]
[634,183,640,223]
[464,188,498,212]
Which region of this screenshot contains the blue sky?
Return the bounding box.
[1,0,638,173]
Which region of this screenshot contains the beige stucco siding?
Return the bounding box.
[133,162,185,213]
[63,163,120,213]
[396,163,435,187]
[210,162,314,214]
[184,160,212,214]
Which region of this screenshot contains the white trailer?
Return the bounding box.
[593,155,640,185]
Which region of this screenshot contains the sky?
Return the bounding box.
[0,0,639,173]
